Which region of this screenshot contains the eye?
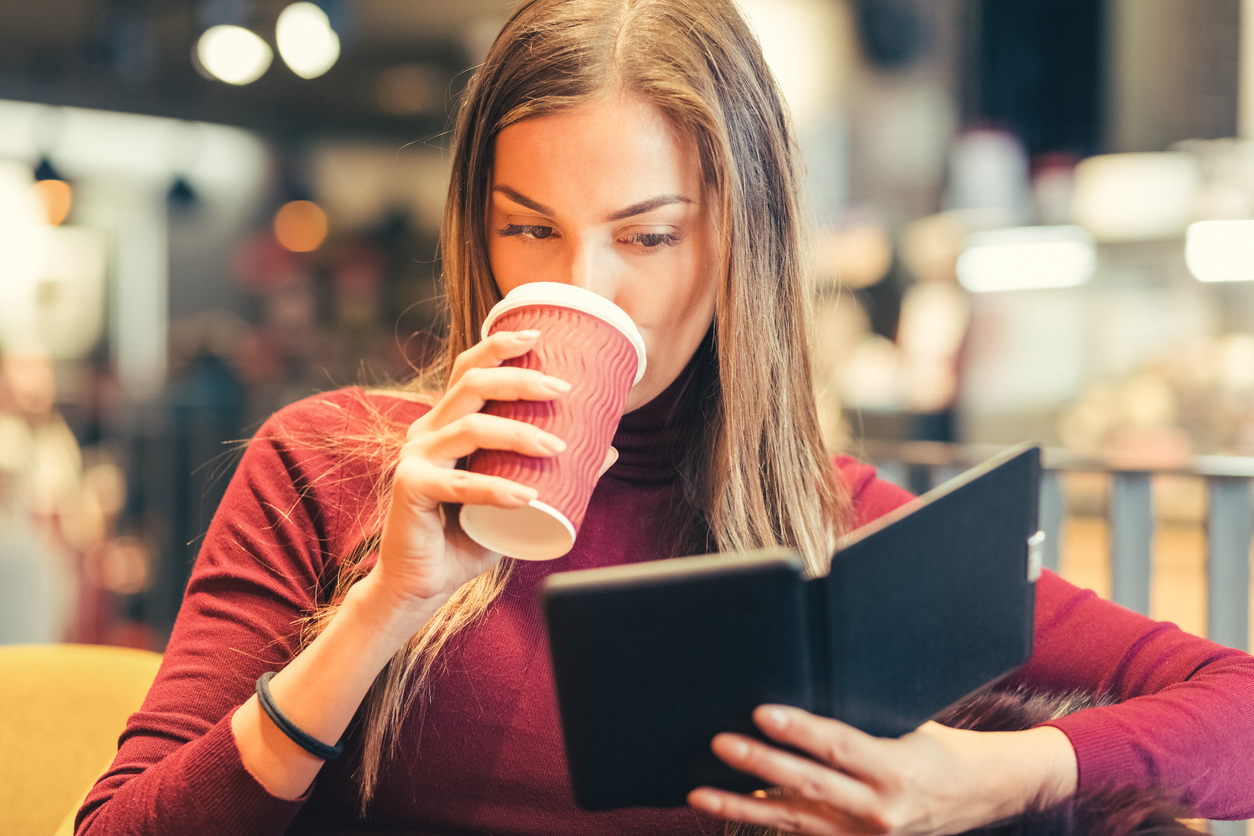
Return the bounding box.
[497,224,555,240]
[623,231,681,248]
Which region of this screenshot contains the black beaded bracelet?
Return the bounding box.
[255,671,344,761]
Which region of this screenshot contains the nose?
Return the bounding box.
[558,236,616,299]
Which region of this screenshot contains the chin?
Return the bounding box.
[624,381,655,413]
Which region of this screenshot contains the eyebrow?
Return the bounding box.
[492,185,554,217]
[492,185,693,222]
[606,194,694,221]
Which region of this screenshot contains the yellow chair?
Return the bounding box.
[0,643,162,836]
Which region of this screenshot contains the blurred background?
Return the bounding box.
[1,0,1253,657]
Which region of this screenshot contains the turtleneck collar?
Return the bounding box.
[607,329,713,486]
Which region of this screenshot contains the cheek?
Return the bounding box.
[631,260,717,351]
[687,211,722,305]
[677,250,717,312]
[678,231,721,315]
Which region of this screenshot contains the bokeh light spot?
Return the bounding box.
[274,200,328,252]
[276,3,340,80]
[197,25,273,85]
[32,179,72,225]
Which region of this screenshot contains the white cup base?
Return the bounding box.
[458,499,578,561]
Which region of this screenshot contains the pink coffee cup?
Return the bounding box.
[458,282,647,560]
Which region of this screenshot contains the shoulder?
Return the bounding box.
[231,387,435,511]
[831,454,915,529]
[256,386,434,443]
[214,388,437,562]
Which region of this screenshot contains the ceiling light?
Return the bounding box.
[276,3,340,80]
[32,179,72,225]
[956,226,1096,293]
[1185,220,1254,283]
[31,157,71,225]
[274,200,328,252]
[196,25,273,85]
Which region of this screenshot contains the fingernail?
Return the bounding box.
[515,330,540,340]
[761,706,787,728]
[509,485,537,503]
[727,738,749,759]
[543,377,572,392]
[688,789,722,813]
[540,434,567,453]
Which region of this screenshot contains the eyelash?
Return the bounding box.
[495,225,681,249]
[496,224,554,240]
[624,232,681,248]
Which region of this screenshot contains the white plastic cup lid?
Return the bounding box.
[481,282,647,384]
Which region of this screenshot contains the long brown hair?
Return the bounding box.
[306,0,852,812]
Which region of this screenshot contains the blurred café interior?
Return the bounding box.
[1,0,1253,658]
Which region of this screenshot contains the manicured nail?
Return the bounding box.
[543,376,572,392]
[688,789,722,813]
[540,434,567,454]
[509,485,538,503]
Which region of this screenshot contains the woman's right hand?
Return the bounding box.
[371,329,572,614]
[231,330,572,800]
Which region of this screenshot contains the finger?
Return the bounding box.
[448,329,541,387]
[688,787,876,836]
[596,445,618,478]
[710,733,879,817]
[754,705,886,782]
[425,366,571,429]
[391,456,538,512]
[412,412,567,463]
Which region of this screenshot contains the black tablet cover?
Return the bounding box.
[542,444,1041,810]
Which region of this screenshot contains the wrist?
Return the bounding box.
[921,721,1078,833]
[1022,725,1079,807]
[232,572,445,800]
[343,570,449,648]
[976,725,1078,821]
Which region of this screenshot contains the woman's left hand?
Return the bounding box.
[687,704,1077,836]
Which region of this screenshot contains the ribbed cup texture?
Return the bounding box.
[467,305,639,533]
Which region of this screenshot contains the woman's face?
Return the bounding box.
[487,94,720,412]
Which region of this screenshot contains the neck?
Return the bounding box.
[607,329,713,486]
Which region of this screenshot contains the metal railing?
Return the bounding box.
[860,440,1253,651]
[859,441,1253,836]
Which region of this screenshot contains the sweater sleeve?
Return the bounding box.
[76,390,395,836]
[834,456,1254,820]
[1011,572,1254,819]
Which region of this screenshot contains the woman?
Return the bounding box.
[78,1,1254,834]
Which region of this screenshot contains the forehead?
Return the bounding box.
[490,95,704,211]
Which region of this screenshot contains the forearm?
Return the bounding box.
[1016,572,1254,817]
[231,572,445,799]
[946,724,1077,828]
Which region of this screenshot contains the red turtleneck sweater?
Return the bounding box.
[77,369,1254,835]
